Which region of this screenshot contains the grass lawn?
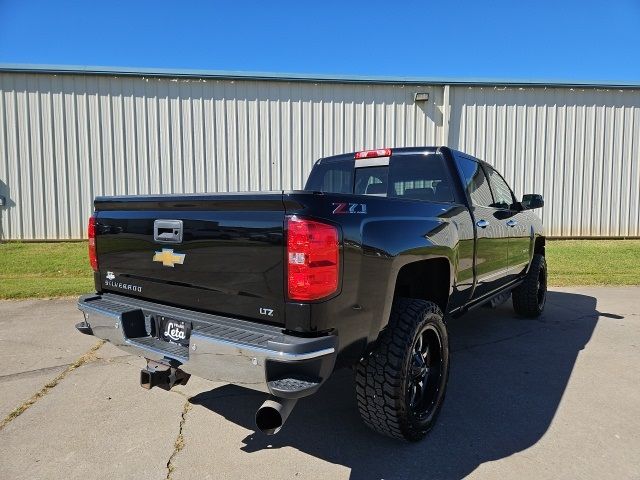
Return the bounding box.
[546,239,640,286]
[0,240,639,299]
[0,242,93,299]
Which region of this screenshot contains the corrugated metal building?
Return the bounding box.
[1,65,639,240]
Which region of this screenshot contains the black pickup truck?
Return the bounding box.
[77,146,545,441]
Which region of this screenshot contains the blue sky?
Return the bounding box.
[1,0,639,82]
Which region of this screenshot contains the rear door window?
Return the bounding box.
[456,157,494,207]
[388,154,454,202]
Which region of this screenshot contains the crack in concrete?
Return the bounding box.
[0,364,72,382]
[0,340,105,431]
[166,400,192,480]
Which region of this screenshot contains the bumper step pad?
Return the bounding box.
[269,376,321,393]
[130,336,189,362]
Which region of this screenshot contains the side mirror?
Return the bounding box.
[522,194,544,210]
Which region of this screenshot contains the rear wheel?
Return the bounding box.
[355,298,449,441]
[512,254,547,317]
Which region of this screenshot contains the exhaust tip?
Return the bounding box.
[255,405,284,435]
[255,397,298,435]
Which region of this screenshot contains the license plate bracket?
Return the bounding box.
[158,316,191,347]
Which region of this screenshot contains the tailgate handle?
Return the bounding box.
[154,220,183,244]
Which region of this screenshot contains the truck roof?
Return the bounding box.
[318,146,438,164]
[317,146,487,167]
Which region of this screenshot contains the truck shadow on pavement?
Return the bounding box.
[190,290,608,480]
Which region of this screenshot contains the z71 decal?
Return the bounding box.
[332,202,367,214]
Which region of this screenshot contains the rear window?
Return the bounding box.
[304,159,354,194]
[354,166,388,195]
[305,153,454,202]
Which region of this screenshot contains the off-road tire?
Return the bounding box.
[355,298,449,441]
[512,253,547,318]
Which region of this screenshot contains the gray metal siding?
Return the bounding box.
[448,86,640,237]
[0,73,440,239]
[0,71,639,239]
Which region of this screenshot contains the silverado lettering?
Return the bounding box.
[104,280,142,292]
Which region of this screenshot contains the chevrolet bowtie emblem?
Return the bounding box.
[153,248,186,267]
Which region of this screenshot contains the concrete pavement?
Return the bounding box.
[0,287,639,479]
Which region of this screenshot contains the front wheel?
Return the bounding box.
[512,253,547,317]
[355,298,449,441]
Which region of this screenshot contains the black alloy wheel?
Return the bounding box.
[407,325,444,420]
[356,298,449,441]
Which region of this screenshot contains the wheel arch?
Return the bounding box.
[392,257,451,314]
[370,255,452,344]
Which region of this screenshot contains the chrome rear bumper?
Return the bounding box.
[77,293,337,398]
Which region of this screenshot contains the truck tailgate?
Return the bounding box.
[93,193,286,325]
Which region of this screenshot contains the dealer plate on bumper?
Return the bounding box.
[159,316,191,347]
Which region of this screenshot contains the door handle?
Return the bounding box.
[476,219,489,229]
[506,219,518,228]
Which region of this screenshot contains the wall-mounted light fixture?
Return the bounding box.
[0,196,5,207]
[414,92,430,102]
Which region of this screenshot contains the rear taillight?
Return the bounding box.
[287,216,339,301]
[88,215,98,272]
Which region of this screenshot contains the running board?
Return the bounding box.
[486,290,511,308]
